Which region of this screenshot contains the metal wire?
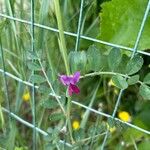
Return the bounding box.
[0,0,150,149]
[0,69,150,135]
[0,13,150,57]
[2,107,72,147]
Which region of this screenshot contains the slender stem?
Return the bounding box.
[131,136,138,150]
[0,103,5,132]
[54,0,70,75]
[89,116,101,148]
[38,58,66,115]
[80,80,101,128]
[81,71,143,84]
[66,96,74,143]
[31,0,36,149]
[54,0,74,143]
[75,0,84,51]
[81,71,127,78]
[101,89,123,150]
[0,38,11,126]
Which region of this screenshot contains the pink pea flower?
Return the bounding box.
[59,71,80,96]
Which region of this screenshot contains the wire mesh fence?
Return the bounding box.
[0,0,150,149]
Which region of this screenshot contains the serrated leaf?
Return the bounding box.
[126,55,143,75]
[139,84,150,100]
[30,74,46,84]
[40,99,58,109]
[112,75,128,89]
[108,48,122,71]
[99,0,150,50]
[127,75,139,85]
[27,62,41,71]
[87,45,103,71]
[49,113,65,122]
[69,51,87,73]
[143,73,150,84]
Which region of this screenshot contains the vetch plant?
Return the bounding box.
[59,71,80,96]
[1,0,150,149]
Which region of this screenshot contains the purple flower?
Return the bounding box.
[59,72,80,96]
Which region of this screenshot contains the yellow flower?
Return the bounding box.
[118,111,131,122]
[72,120,80,130]
[108,79,116,87]
[107,123,116,133]
[22,92,30,102]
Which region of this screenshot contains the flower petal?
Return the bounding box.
[69,84,80,95]
[68,85,73,96]
[71,71,80,84]
[59,75,72,85]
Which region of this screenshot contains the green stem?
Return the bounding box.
[0,104,5,132]
[81,71,143,84]
[31,0,36,149]
[66,96,74,143]
[54,0,70,75]
[0,38,11,126]
[80,79,101,128]
[54,0,73,143]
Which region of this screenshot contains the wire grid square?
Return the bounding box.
[0,0,150,148]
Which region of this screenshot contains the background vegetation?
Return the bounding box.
[0,0,150,149]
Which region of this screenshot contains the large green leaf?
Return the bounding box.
[49,113,65,122]
[116,54,129,73]
[87,45,103,71]
[30,74,46,84]
[143,72,150,84]
[108,48,122,71]
[40,99,58,109]
[99,0,150,50]
[139,84,150,100]
[123,118,147,143]
[112,75,128,89]
[138,141,150,150]
[27,61,41,71]
[127,74,139,85]
[125,55,143,75]
[69,51,87,73]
